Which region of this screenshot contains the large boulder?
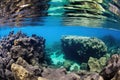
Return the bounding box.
[61,35,107,63]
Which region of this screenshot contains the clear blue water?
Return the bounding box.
[1,22,120,46]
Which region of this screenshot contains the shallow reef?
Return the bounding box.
[0,31,120,80]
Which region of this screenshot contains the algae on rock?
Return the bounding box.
[88,56,107,72]
[61,35,107,63]
[11,63,37,80]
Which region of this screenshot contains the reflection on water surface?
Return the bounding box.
[0,0,120,29]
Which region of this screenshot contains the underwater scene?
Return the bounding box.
[0,0,120,80]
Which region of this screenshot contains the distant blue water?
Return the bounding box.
[1,25,120,46]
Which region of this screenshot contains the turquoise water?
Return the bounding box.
[1,23,120,46]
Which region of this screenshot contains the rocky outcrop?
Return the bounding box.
[11,63,38,80]
[61,35,107,63]
[100,54,120,80]
[0,31,45,80]
[11,37,45,66]
[111,70,120,80]
[88,56,108,72]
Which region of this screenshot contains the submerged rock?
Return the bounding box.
[11,63,38,80]
[88,56,107,72]
[42,67,67,80]
[111,70,120,80]
[61,35,107,63]
[0,31,45,80]
[77,71,104,80]
[42,67,81,80]
[100,54,120,80]
[11,36,45,65]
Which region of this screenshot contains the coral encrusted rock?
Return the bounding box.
[0,31,45,80]
[88,56,107,72]
[61,35,107,63]
[100,54,120,80]
[11,35,45,66]
[111,70,120,80]
[11,63,37,80]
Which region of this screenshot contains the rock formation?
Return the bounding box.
[61,35,107,63]
[88,56,108,72]
[0,31,45,80]
[100,54,120,80]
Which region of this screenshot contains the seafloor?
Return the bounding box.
[0,31,120,80]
